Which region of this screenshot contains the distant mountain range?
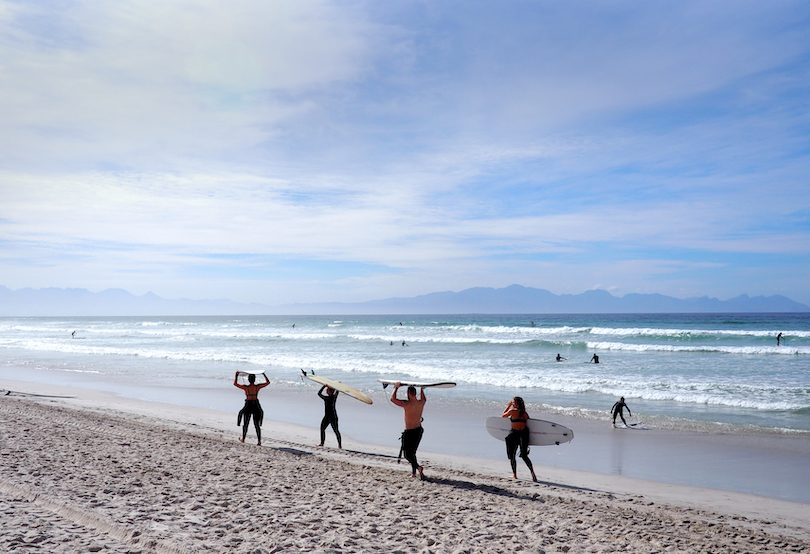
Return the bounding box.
[1,284,808,316]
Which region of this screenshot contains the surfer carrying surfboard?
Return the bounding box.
[501,397,537,482]
[611,396,632,428]
[234,371,269,445]
[390,383,426,480]
[317,385,342,448]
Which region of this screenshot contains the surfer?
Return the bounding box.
[390,383,426,479]
[590,354,599,364]
[71,330,76,338]
[234,372,269,445]
[317,385,342,448]
[777,332,783,346]
[611,396,632,427]
[556,353,566,362]
[502,397,537,482]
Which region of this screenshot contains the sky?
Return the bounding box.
[1,0,810,306]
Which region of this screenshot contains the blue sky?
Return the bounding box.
[1,0,809,306]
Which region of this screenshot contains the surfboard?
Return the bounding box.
[377,379,457,389]
[235,370,268,386]
[302,371,373,404]
[485,417,574,446]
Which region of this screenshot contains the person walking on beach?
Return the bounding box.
[318,385,342,448]
[611,396,632,428]
[390,383,426,479]
[234,372,269,445]
[502,396,537,482]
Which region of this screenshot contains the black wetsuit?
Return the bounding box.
[401,426,424,475]
[238,399,263,442]
[506,418,534,475]
[611,399,631,426]
[318,387,341,447]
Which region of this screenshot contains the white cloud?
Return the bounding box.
[1,1,809,305]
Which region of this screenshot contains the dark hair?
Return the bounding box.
[248,373,256,383]
[407,385,417,397]
[513,396,526,414]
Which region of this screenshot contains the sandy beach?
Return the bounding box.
[1,380,809,553]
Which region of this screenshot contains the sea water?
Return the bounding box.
[1,313,808,434]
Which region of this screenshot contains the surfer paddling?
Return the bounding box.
[234,372,269,445]
[502,397,537,482]
[390,383,426,480]
[317,385,342,448]
[611,396,632,428]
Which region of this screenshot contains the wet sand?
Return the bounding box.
[1,380,809,553]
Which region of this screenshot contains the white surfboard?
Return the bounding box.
[614,421,642,428]
[378,379,456,389]
[235,370,268,386]
[485,417,574,446]
[302,371,373,404]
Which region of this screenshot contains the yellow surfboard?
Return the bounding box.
[301,370,373,404]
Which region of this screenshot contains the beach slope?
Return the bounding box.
[1,389,808,553]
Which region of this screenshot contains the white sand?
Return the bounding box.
[1,379,809,554]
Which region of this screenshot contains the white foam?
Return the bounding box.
[586,341,809,355]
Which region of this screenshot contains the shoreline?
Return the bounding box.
[1,381,809,553]
[3,376,810,506]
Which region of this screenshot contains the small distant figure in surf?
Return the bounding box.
[71,330,76,338]
[777,332,783,346]
[556,353,567,362]
[611,397,632,428]
[318,385,341,448]
[234,372,269,445]
[530,321,535,327]
[402,340,408,346]
[390,383,426,480]
[292,323,295,329]
[502,396,537,482]
[590,354,599,364]
[390,341,394,346]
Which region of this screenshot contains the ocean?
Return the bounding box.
[1,313,808,434]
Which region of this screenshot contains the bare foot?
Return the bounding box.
[239,438,245,443]
[531,472,538,482]
[257,442,261,446]
[511,473,518,479]
[317,443,323,447]
[418,466,424,480]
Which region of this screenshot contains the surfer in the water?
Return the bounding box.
[777,332,783,346]
[317,385,342,448]
[390,383,426,480]
[234,372,269,445]
[590,353,599,364]
[502,396,537,482]
[611,396,632,427]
